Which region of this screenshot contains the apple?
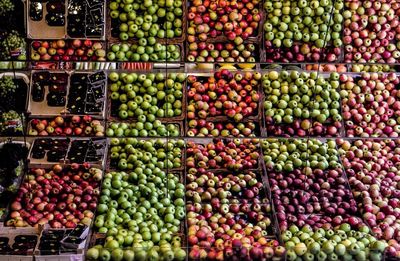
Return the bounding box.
[56,39,66,48]
[41,41,49,48]
[32,41,41,50]
[38,47,48,55]
[72,39,82,48]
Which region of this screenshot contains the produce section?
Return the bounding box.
[1,0,400,260]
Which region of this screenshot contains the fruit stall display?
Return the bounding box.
[1,0,400,260]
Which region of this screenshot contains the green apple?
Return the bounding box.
[173,248,186,261]
[86,247,100,260]
[99,248,111,261]
[111,248,124,261]
[104,240,119,250]
[123,249,135,261]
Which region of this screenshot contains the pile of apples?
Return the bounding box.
[304,64,347,73]
[262,138,342,172]
[343,1,400,64]
[186,200,285,260]
[338,139,400,258]
[187,0,261,42]
[187,120,259,137]
[340,72,400,137]
[269,168,360,231]
[187,70,260,122]
[186,138,260,173]
[263,0,343,62]
[282,224,388,261]
[109,138,184,171]
[30,39,106,61]
[263,70,343,137]
[186,0,261,62]
[185,170,265,203]
[108,72,185,120]
[109,0,184,40]
[28,115,104,137]
[106,120,180,137]
[263,139,361,231]
[187,41,258,63]
[87,170,186,261]
[6,164,102,228]
[350,64,395,73]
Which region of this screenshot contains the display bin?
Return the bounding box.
[262,0,344,63]
[28,137,70,165]
[186,72,263,123]
[186,0,264,44]
[261,70,345,138]
[302,63,348,73]
[32,226,90,261]
[185,201,285,261]
[262,40,344,63]
[27,70,107,118]
[106,0,187,43]
[26,0,66,39]
[107,39,185,63]
[3,164,103,230]
[27,70,70,116]
[106,137,186,172]
[347,63,400,73]
[185,40,261,63]
[64,138,108,167]
[28,137,107,167]
[260,138,366,231]
[26,117,106,137]
[340,72,400,138]
[0,226,41,261]
[265,168,361,230]
[28,40,107,63]
[185,137,262,174]
[106,119,185,138]
[185,118,261,138]
[337,138,400,259]
[342,0,400,64]
[106,72,187,122]
[26,0,106,40]
[88,170,188,260]
[184,168,271,205]
[88,231,188,261]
